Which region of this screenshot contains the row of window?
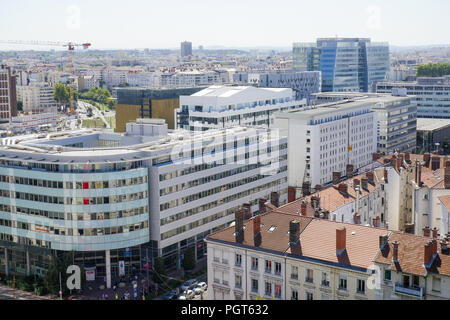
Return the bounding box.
[0,175,148,189]
[0,160,143,173]
[160,168,287,211]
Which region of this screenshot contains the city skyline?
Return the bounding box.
[1,0,449,51]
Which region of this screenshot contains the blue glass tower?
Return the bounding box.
[293,38,389,92]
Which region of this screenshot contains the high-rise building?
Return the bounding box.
[0,65,18,123]
[181,41,192,57]
[293,38,390,93]
[17,83,58,114]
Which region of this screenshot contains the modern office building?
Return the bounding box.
[0,121,288,285]
[416,118,450,153]
[115,86,204,132]
[233,70,321,102]
[293,38,389,93]
[376,76,450,118]
[0,65,18,123]
[17,83,58,114]
[176,85,306,131]
[181,41,193,57]
[311,91,417,155]
[273,97,378,196]
[9,112,58,133]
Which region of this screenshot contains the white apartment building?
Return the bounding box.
[177,85,306,131]
[17,83,57,114]
[160,70,229,88]
[273,98,377,193]
[126,73,157,87]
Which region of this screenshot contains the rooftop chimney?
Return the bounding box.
[415,160,422,187]
[289,220,301,245]
[424,242,433,266]
[379,235,389,250]
[404,153,411,164]
[423,226,431,237]
[440,240,449,254]
[373,216,381,228]
[423,153,431,166]
[365,171,374,183]
[258,198,267,214]
[445,166,450,189]
[353,179,360,190]
[398,153,405,165]
[300,201,307,216]
[431,156,440,171]
[253,215,262,247]
[353,213,361,224]
[346,164,354,179]
[288,187,296,203]
[336,227,346,255]
[432,227,438,239]
[338,183,348,196]
[332,171,341,185]
[311,195,321,211]
[392,241,400,262]
[315,184,323,192]
[372,152,381,162]
[302,182,311,196]
[270,192,279,208]
[235,209,245,243]
[243,203,252,220]
[361,178,369,191]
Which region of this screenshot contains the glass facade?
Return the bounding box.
[293,38,389,93]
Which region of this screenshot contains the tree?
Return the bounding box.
[416,62,450,77]
[43,255,60,295]
[152,257,167,284]
[54,83,69,105]
[181,247,196,272]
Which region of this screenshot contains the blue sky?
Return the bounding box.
[0,0,449,50]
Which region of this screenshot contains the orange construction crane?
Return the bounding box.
[0,40,91,114]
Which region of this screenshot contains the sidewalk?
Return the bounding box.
[0,284,53,300]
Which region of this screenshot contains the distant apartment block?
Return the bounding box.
[293,38,390,93]
[17,83,58,114]
[0,65,17,123]
[376,76,450,118]
[233,70,321,102]
[177,85,306,131]
[160,70,229,88]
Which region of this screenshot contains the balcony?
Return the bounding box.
[394,283,424,299]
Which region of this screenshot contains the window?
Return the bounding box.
[322,272,329,287]
[291,265,299,280]
[235,274,242,289]
[413,275,420,287]
[251,279,258,293]
[291,289,298,300]
[265,282,272,296]
[384,269,391,281]
[339,275,347,290]
[275,262,281,275]
[432,277,441,292]
[306,269,313,283]
[306,292,314,300]
[235,253,242,267]
[252,257,258,270]
[275,285,282,298]
[357,279,366,294]
[265,260,272,273]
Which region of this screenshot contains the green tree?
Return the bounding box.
[152,257,167,284]
[54,83,69,105]
[17,101,23,112]
[43,255,60,295]
[416,62,450,77]
[181,247,196,272]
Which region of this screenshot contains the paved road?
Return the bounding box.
[78,100,112,129]
[0,285,52,300]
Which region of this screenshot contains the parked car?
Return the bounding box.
[194,282,207,295]
[181,279,198,291]
[161,291,178,300]
[178,289,194,300]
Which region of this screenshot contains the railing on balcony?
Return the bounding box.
[394,283,424,298]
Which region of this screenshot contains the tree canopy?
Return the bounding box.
[416,62,450,77]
